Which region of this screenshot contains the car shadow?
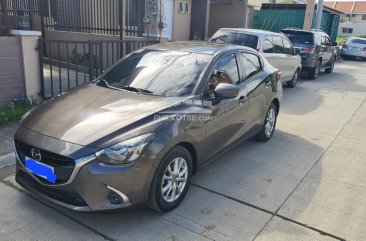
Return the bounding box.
[13,129,324,241]
[281,67,364,116]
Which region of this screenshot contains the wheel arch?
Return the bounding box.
[272,98,280,114]
[176,142,198,175]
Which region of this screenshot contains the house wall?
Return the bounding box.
[338,20,366,36]
[0,37,25,107]
[208,0,253,37]
[172,0,192,40]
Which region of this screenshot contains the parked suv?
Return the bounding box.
[210,28,301,88]
[282,29,337,79]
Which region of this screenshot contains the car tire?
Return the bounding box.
[287,69,299,88]
[256,103,277,142]
[325,58,335,73]
[148,146,192,212]
[309,61,321,80]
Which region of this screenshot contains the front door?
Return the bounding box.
[203,53,249,161]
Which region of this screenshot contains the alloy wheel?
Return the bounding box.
[161,157,188,203]
[265,108,276,137]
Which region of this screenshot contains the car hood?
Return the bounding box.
[22,84,189,147]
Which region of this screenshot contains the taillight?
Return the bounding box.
[276,72,283,81]
[302,48,315,54]
[362,47,366,51]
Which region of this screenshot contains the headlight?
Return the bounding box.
[95,133,155,165]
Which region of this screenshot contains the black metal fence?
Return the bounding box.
[0,0,40,16]
[39,39,160,99]
[1,0,146,37]
[40,0,145,37]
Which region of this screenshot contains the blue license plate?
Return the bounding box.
[25,158,57,183]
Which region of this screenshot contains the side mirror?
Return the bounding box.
[214,83,239,99]
[332,41,338,46]
[294,48,301,55]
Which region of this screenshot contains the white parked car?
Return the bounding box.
[341,37,366,60]
[210,28,302,88]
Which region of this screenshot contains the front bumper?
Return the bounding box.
[14,132,157,212]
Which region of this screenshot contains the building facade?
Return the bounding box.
[324,0,366,36]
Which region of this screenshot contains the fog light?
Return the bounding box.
[109,191,122,205]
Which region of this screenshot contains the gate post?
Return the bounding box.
[99,42,103,76]
[38,39,46,99]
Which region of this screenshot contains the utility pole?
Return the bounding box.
[315,0,324,29]
[303,0,315,30]
[243,0,248,28]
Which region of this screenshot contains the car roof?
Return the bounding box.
[348,37,366,40]
[145,41,256,55]
[282,28,326,35]
[218,28,285,37]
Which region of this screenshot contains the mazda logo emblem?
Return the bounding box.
[31,149,41,161]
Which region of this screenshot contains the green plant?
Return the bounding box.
[337,34,366,44]
[0,99,36,126]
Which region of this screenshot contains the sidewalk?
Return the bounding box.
[0,121,19,168]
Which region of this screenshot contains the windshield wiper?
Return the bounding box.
[96,78,110,87]
[120,86,154,94]
[210,35,228,42]
[97,81,160,95]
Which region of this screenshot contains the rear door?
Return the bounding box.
[271,36,289,80]
[238,51,271,134]
[282,36,299,80]
[321,34,332,65]
[261,36,278,68]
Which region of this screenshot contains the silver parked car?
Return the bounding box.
[341,37,366,60]
[210,28,302,88]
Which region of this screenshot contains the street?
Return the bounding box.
[1,59,366,241]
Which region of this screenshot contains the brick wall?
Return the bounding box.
[0,37,26,107]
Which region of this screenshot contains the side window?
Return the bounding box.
[322,36,331,46]
[262,38,274,53]
[273,36,284,54]
[207,53,240,95]
[283,37,294,55]
[240,53,262,80]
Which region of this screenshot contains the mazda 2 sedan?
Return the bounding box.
[14,42,282,212]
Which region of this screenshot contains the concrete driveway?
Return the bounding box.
[1,60,366,241]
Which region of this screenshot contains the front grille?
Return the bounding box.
[14,140,75,185]
[17,169,87,207]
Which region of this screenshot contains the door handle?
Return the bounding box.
[239,96,247,104]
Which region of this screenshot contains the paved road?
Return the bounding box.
[1,60,366,241]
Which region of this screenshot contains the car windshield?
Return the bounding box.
[284,32,314,45]
[99,49,211,97]
[349,38,366,45]
[210,30,259,49]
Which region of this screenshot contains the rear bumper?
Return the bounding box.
[301,56,317,69]
[341,49,366,58]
